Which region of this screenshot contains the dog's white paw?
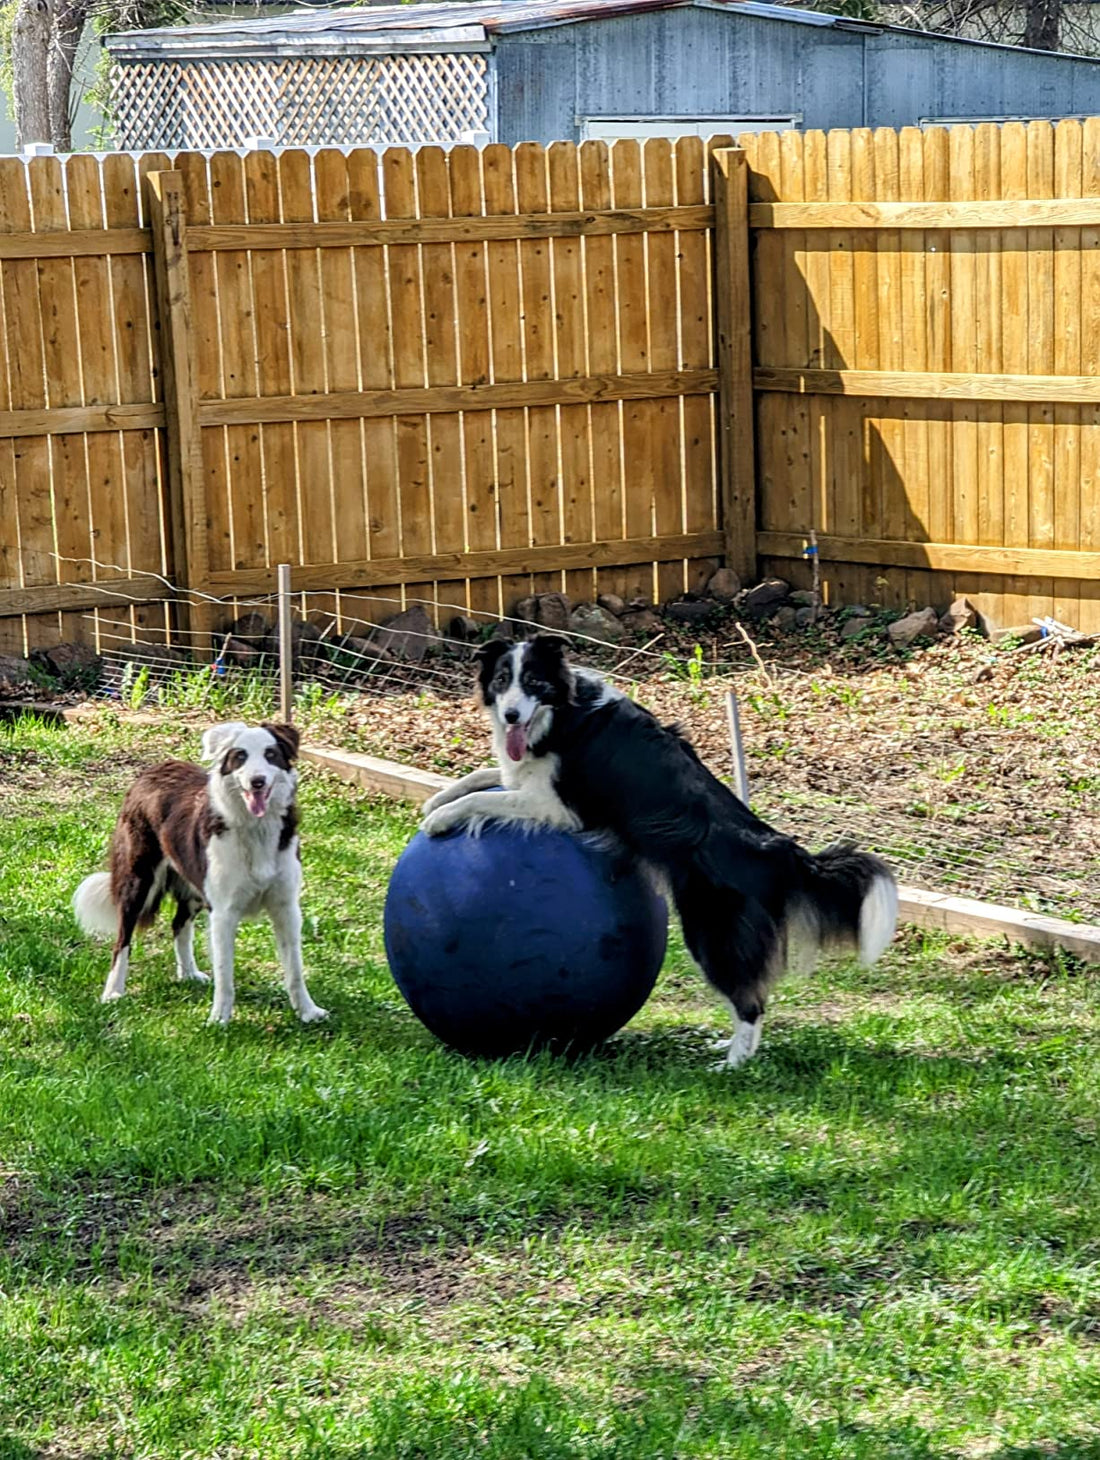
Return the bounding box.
[708,1036,733,1053]
[177,969,211,985]
[421,789,448,817]
[422,806,462,838]
[100,988,125,1004]
[207,1003,234,1026]
[298,1003,329,1024]
[710,1020,763,1071]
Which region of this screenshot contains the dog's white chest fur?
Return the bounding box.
[206,813,290,918]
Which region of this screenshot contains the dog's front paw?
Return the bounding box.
[422,805,465,838]
[298,1002,329,1024]
[421,788,449,817]
[207,1001,234,1026]
[177,969,212,985]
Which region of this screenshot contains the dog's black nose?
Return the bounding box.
[250,775,267,791]
[503,708,520,724]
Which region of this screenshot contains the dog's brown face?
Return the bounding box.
[201,721,299,818]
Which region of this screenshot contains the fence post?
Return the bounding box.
[712,148,758,587]
[145,170,213,654]
[277,563,294,724]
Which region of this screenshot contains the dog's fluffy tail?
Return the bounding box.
[788,844,898,972]
[73,872,117,939]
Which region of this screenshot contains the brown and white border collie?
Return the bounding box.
[422,636,897,1070]
[73,721,327,1027]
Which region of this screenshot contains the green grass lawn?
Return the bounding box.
[2,713,1099,1460]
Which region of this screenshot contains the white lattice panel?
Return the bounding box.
[109,53,489,150]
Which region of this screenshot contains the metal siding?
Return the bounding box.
[865,32,1100,124]
[502,8,866,135]
[495,33,578,144]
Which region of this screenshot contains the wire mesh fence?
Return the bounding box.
[9,557,1100,930]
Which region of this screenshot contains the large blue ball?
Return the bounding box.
[384,821,668,1057]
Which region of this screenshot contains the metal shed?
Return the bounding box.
[104,0,1100,152]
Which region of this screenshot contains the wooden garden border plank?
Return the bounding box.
[207,531,727,594]
[757,529,1100,578]
[186,204,715,251]
[299,746,1100,962]
[749,198,1100,229]
[755,365,1100,403]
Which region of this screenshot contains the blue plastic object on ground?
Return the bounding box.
[384,821,668,1057]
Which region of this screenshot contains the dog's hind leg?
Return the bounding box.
[674,876,779,1070]
[172,894,210,985]
[100,871,155,1003]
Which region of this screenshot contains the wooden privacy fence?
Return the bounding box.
[0,139,742,653]
[10,123,1100,655]
[741,118,1100,633]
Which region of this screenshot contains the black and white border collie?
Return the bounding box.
[73,721,327,1027]
[422,636,897,1068]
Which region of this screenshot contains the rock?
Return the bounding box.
[742,577,790,617]
[990,624,1044,647]
[292,619,326,665]
[115,643,191,668]
[596,593,626,617]
[512,592,571,633]
[447,614,481,644]
[663,599,715,627]
[620,607,664,635]
[773,606,798,632]
[569,602,623,642]
[840,616,876,641]
[888,606,940,648]
[795,606,816,628]
[221,636,264,667]
[626,597,654,612]
[331,634,392,670]
[705,567,742,601]
[34,642,101,678]
[787,590,815,608]
[0,653,32,694]
[939,596,978,635]
[371,605,439,663]
[844,604,872,619]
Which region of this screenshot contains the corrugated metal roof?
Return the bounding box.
[102,0,1100,62]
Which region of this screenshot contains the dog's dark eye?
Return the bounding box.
[221,748,247,774]
[264,747,284,767]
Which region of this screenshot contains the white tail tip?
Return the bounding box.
[73,872,117,940]
[859,873,898,965]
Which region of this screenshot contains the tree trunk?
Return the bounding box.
[1023,0,1061,49]
[48,0,89,152]
[11,0,52,149]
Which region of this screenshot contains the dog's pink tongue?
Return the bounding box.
[245,788,269,817]
[505,724,527,762]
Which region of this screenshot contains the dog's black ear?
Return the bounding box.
[527,634,576,700]
[475,636,512,670]
[262,721,300,766]
[527,633,570,670]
